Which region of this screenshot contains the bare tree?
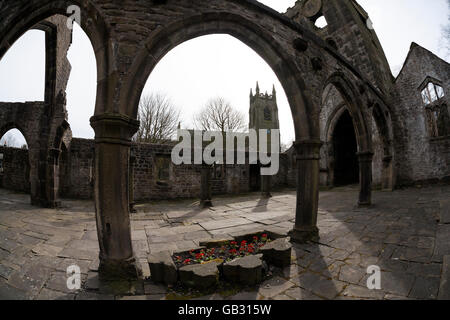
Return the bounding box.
[134,93,181,143]
[193,97,247,133]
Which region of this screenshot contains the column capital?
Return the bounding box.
[90,113,140,146]
[294,139,323,161]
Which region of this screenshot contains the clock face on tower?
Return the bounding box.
[302,0,323,18]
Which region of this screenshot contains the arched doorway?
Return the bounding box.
[332,110,359,186]
[321,74,374,206]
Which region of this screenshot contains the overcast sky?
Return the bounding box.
[0,0,448,147]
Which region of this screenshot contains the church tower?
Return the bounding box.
[249,82,280,153]
[285,0,393,94]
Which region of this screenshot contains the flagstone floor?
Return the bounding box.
[0,184,449,300]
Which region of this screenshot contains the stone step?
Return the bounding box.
[438,255,450,300]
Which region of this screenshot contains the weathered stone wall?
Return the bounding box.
[55,139,290,201]
[0,146,30,193]
[392,44,450,185]
[131,143,202,201]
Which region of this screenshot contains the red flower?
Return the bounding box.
[183,258,191,264]
[262,234,268,238]
[241,240,247,245]
[195,253,205,260]
[248,248,254,253]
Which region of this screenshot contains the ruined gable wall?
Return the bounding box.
[393,46,450,185]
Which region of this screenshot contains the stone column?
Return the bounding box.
[129,153,136,213]
[200,163,213,208]
[45,148,61,208]
[357,151,374,206]
[290,140,322,244]
[381,155,393,191]
[90,114,142,280]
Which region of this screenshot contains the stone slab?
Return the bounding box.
[223,254,263,286]
[260,237,292,268]
[147,251,178,286]
[179,261,220,290]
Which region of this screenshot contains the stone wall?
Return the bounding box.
[0,146,30,193]
[53,139,290,202]
[61,138,94,199]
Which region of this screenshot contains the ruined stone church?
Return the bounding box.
[0,0,449,204]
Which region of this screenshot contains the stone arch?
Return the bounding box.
[119,12,316,141]
[0,123,31,147]
[0,0,111,116]
[0,8,104,208]
[323,103,351,186]
[322,72,372,152]
[45,120,72,205]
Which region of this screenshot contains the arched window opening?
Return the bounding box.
[421,81,444,105]
[420,80,448,137]
[134,34,294,201]
[315,16,328,29]
[0,128,30,193]
[0,129,28,149]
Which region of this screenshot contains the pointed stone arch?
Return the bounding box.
[322,72,374,205]
[119,12,316,142]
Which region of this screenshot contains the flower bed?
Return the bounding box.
[173,234,272,268]
[148,230,292,290]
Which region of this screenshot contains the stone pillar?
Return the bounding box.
[261,172,272,198]
[357,151,374,206]
[290,140,322,244]
[200,163,213,208]
[381,155,393,191]
[90,114,142,280]
[129,153,136,213]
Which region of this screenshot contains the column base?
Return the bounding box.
[358,201,372,207]
[200,200,213,208]
[98,256,142,281]
[31,197,61,209]
[261,192,272,199]
[289,226,319,244]
[46,200,61,209]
